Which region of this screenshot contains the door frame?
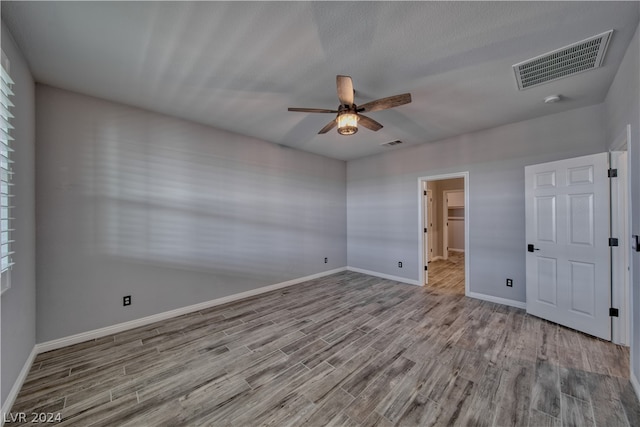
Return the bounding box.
[610,124,632,346]
[424,188,434,264]
[421,186,434,285]
[417,172,469,293]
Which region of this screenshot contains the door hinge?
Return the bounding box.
[609,238,619,247]
[610,308,619,317]
[608,168,618,178]
[424,266,428,271]
[424,228,427,233]
[424,190,427,195]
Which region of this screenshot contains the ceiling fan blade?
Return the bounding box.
[358,114,383,131]
[318,119,337,134]
[358,93,412,113]
[288,107,338,113]
[336,75,354,106]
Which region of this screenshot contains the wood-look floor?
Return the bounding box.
[427,252,465,295]
[9,269,640,426]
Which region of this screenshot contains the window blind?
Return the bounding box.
[0,54,15,279]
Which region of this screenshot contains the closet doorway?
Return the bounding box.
[418,172,469,295]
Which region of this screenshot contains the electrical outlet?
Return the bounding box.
[324,257,328,264]
[506,279,513,287]
[123,295,132,306]
[398,261,403,268]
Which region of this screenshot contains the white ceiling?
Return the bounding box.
[2,1,639,160]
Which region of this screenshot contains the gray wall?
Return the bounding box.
[347,103,607,301]
[1,24,36,406]
[36,86,347,342]
[604,21,640,385]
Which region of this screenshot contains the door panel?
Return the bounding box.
[535,196,556,242]
[569,261,595,315]
[525,152,610,340]
[535,171,556,188]
[536,257,557,305]
[568,194,593,245]
[567,165,593,185]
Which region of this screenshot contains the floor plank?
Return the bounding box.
[7,265,640,426]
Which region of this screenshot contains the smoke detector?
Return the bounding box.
[513,30,613,90]
[380,140,403,147]
[544,95,561,104]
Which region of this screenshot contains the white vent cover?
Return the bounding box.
[513,30,613,90]
[380,140,403,147]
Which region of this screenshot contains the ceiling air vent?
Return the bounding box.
[381,140,403,147]
[513,30,613,90]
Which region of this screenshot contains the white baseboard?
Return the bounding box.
[37,267,347,353]
[430,256,444,262]
[448,248,465,253]
[466,291,526,309]
[1,346,38,426]
[631,370,640,401]
[347,266,421,286]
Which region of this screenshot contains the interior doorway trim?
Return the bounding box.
[425,189,434,263]
[610,124,632,346]
[417,171,470,295]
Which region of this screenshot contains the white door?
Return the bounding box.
[525,152,610,340]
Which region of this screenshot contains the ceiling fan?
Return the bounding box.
[288,75,412,136]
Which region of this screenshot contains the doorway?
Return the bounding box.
[418,172,469,295]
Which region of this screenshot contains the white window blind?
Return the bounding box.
[1,51,14,293]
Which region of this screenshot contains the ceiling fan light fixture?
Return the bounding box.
[288,75,411,135]
[337,112,359,135]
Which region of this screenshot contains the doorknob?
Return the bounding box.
[527,244,540,252]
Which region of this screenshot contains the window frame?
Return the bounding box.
[1,49,15,295]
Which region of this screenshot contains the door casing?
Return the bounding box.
[610,124,633,346]
[418,172,469,293]
[424,188,433,264]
